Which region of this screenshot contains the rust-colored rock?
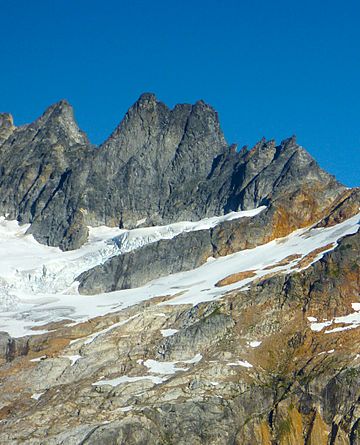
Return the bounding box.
[215,270,256,287]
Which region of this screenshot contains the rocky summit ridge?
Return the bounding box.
[0,93,343,250]
[0,95,359,445]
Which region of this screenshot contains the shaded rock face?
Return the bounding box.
[0,332,29,364]
[0,101,92,249]
[0,332,12,363]
[78,230,213,294]
[0,94,344,250]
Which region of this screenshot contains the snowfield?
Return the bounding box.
[0,209,358,338]
[0,207,266,295]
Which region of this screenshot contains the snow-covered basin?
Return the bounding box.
[0,211,358,337]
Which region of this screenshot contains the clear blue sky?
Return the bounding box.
[1,0,359,186]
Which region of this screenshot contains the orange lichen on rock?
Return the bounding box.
[268,184,340,241]
[292,243,334,270]
[263,254,302,270]
[277,403,304,445]
[315,187,360,228]
[306,411,330,445]
[215,270,257,287]
[254,421,272,445]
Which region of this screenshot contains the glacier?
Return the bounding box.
[0,209,358,338]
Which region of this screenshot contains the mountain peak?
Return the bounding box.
[280,134,297,148]
[136,92,158,103]
[34,99,89,146]
[100,95,225,162]
[41,99,74,120]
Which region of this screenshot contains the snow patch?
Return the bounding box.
[143,359,188,374]
[310,306,360,334]
[309,320,332,332]
[60,355,82,366]
[318,349,335,355]
[31,392,44,400]
[248,341,262,348]
[119,405,133,412]
[227,360,253,368]
[160,329,179,337]
[30,355,46,362]
[184,353,202,364]
[92,374,165,387]
[140,354,202,376]
[136,218,147,227]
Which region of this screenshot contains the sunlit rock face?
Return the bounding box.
[0,95,359,444]
[0,112,15,145]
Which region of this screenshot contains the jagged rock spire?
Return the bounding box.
[32,99,89,146]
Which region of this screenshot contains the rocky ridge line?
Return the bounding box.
[0,94,344,250]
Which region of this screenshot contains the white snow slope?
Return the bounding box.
[0,209,358,338]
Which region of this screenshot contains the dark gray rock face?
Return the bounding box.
[165,135,342,219]
[157,311,235,361]
[82,93,228,228]
[78,230,213,294]
[0,331,29,363]
[0,331,12,362]
[0,100,92,249]
[0,94,344,250]
[82,418,161,445]
[83,399,241,445]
